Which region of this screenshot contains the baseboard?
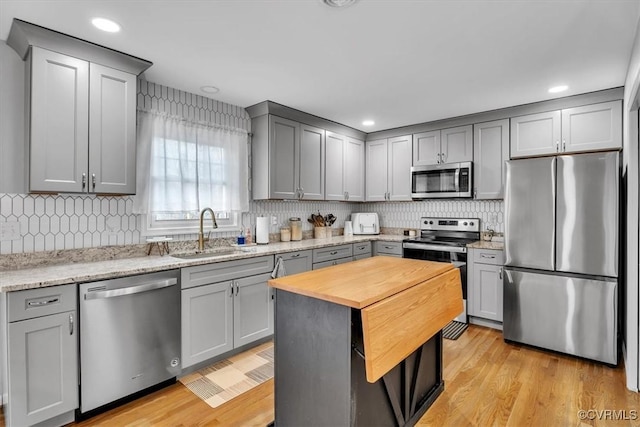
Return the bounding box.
[469,316,503,331]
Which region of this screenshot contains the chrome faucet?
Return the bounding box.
[198,208,218,251]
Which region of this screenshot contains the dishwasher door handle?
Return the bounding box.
[84,278,178,300]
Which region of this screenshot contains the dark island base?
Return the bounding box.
[273,290,444,427]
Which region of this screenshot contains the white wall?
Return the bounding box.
[623,15,640,391]
[0,41,26,193]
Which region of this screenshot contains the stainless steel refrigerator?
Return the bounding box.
[503,151,619,364]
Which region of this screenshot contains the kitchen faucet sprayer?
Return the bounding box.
[198,208,218,251]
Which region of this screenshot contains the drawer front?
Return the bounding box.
[181,255,275,289]
[8,284,77,322]
[472,249,505,265]
[313,244,353,264]
[279,250,313,261]
[375,241,403,256]
[312,257,353,270]
[353,242,372,256]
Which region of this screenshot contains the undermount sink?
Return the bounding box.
[170,248,238,260]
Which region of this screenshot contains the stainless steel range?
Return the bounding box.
[402,217,480,324]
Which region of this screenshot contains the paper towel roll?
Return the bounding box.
[256,217,269,244]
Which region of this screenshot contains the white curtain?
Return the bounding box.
[133,111,249,216]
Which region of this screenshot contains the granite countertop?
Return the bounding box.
[467,240,504,250]
[0,234,405,292]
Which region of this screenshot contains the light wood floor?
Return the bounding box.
[2,325,639,426]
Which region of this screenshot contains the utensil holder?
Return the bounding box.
[314,227,328,239]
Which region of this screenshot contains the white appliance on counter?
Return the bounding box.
[351,213,379,235]
[256,216,270,244]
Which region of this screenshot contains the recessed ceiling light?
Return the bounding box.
[362,120,375,126]
[322,0,358,8]
[91,17,121,33]
[200,86,220,94]
[548,85,568,94]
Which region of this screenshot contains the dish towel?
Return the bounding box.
[271,256,287,278]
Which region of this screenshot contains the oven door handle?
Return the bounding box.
[84,279,177,300]
[402,242,467,253]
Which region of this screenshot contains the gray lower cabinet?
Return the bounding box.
[468,248,504,326]
[6,284,78,427]
[473,119,509,199]
[352,242,372,260]
[278,250,313,275]
[374,240,403,258]
[181,256,275,368]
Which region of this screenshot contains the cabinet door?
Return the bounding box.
[562,101,622,153]
[8,311,78,426]
[181,282,233,368]
[325,131,346,201]
[510,111,561,158]
[441,125,473,163]
[473,119,509,199]
[233,273,274,347]
[299,124,325,200]
[29,47,89,193]
[344,136,365,202]
[387,135,412,201]
[89,63,137,194]
[412,130,440,165]
[269,116,299,199]
[472,263,503,322]
[365,139,388,201]
[279,250,313,275]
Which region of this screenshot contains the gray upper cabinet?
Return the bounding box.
[473,119,509,199]
[29,47,89,193]
[325,131,364,201]
[366,135,412,201]
[344,136,365,202]
[413,125,472,166]
[412,130,440,166]
[561,101,622,153]
[28,47,137,194]
[510,101,621,158]
[88,63,137,194]
[253,115,325,200]
[300,124,325,200]
[440,125,473,163]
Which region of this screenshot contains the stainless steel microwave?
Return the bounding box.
[411,162,473,199]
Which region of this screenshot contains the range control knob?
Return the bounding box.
[470,221,474,226]
[463,222,468,226]
[423,220,428,225]
[429,221,434,225]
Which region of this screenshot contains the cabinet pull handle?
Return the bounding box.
[436,153,441,164]
[291,253,300,258]
[235,282,239,296]
[346,191,349,200]
[441,152,447,162]
[499,267,503,280]
[299,187,304,199]
[330,251,338,255]
[474,188,477,198]
[27,297,59,307]
[230,282,234,297]
[562,139,566,152]
[481,254,496,259]
[92,173,96,189]
[384,246,394,250]
[69,313,74,335]
[556,141,559,152]
[82,173,87,189]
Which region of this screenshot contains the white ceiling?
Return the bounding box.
[1,0,639,132]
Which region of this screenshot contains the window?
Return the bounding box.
[134,112,249,236]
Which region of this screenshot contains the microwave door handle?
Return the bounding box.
[454,168,460,192]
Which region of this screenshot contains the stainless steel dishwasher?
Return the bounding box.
[78,269,181,414]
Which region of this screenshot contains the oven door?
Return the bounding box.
[403,245,467,323]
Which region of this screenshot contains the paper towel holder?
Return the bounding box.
[256,216,270,245]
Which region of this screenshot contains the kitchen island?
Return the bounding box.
[268,256,462,427]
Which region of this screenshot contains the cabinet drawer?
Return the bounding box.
[313,244,353,263]
[8,284,77,322]
[472,249,505,265]
[279,250,313,261]
[312,257,353,270]
[181,255,275,289]
[353,242,372,256]
[375,241,403,256]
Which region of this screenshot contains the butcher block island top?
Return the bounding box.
[269,256,463,383]
[268,256,458,309]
